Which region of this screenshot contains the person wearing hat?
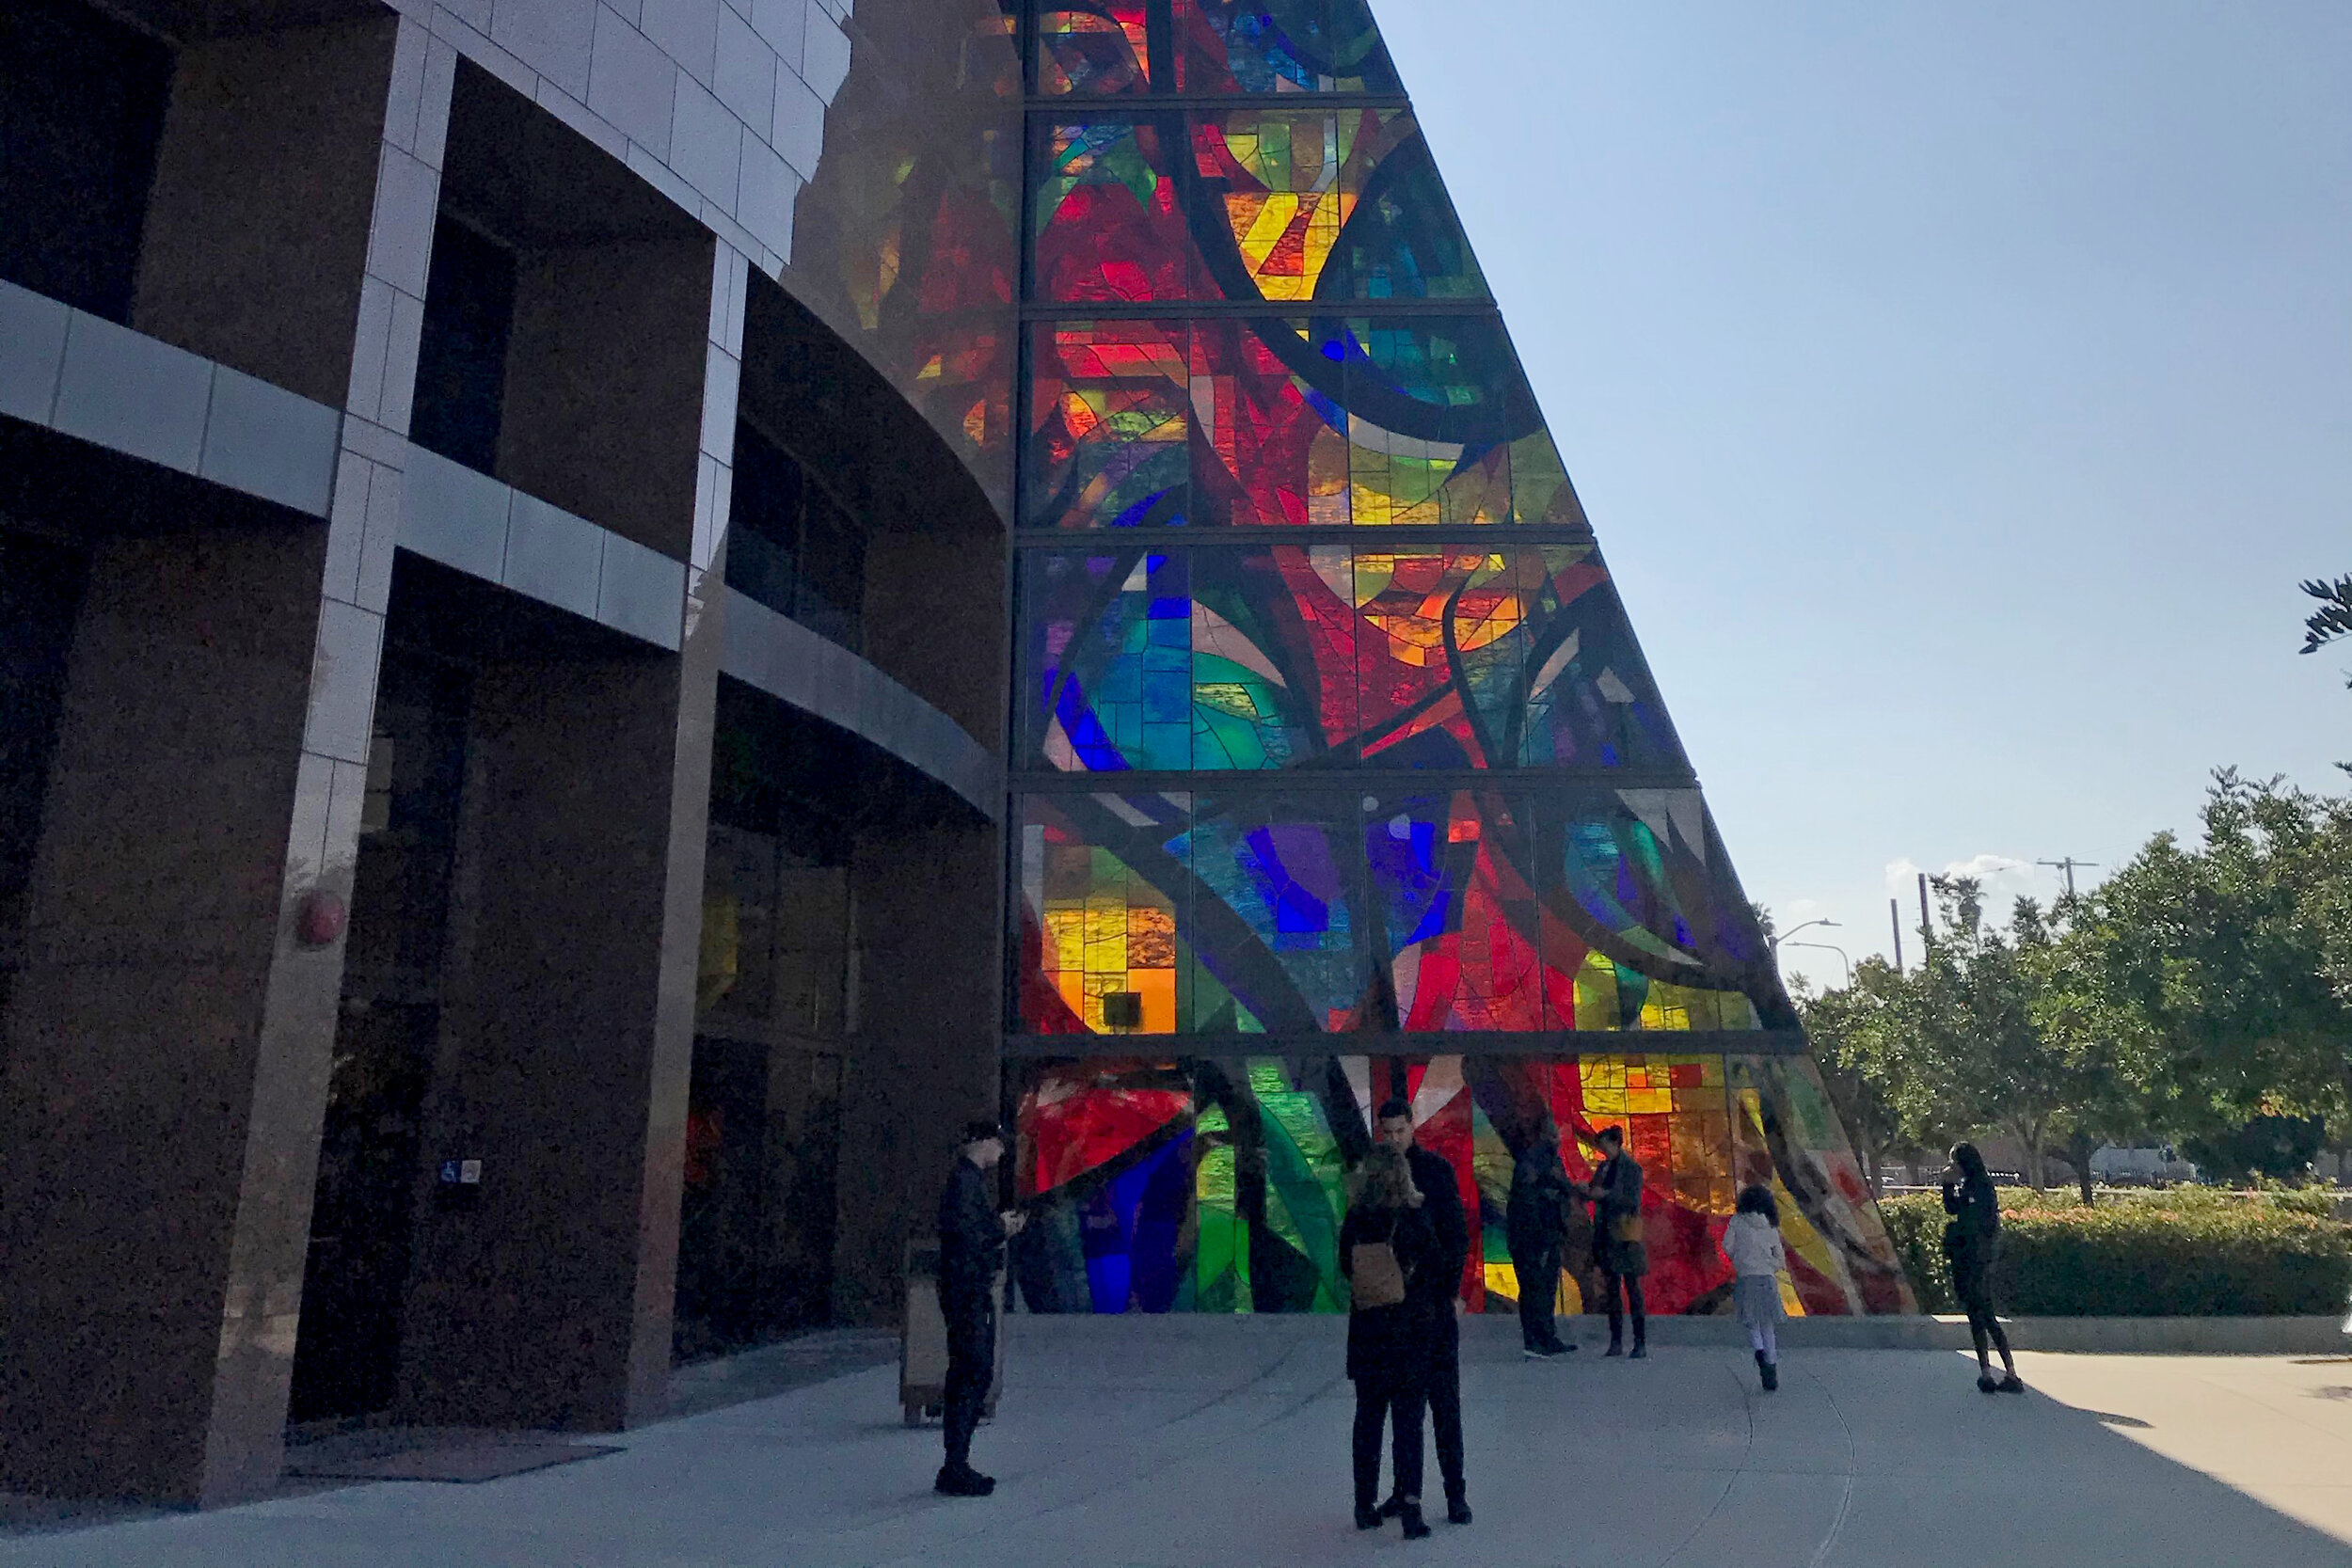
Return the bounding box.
[936,1119,1025,1496]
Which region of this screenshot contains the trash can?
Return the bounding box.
[900,1237,1005,1428]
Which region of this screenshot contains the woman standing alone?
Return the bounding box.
[1340,1145,1440,1539]
[1944,1143,2025,1394]
[1721,1184,1787,1391]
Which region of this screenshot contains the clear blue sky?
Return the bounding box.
[1375,0,2352,990]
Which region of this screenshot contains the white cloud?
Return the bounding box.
[1945,852,2031,882]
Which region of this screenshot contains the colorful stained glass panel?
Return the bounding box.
[1037,7,1152,95]
[1011,1053,1911,1317]
[1174,0,1400,95]
[1026,321,1191,529]
[1014,785,1773,1037]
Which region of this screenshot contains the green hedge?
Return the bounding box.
[1878,1192,2352,1316]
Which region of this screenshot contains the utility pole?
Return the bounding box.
[2038,856,2097,899]
[1889,897,1903,973]
[1917,872,1932,953]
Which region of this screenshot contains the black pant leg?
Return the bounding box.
[1627,1275,1646,1344]
[1351,1384,1391,1511]
[942,1291,994,1469]
[1512,1242,1560,1350]
[1389,1386,1426,1503]
[1426,1358,1465,1503]
[1603,1269,1625,1344]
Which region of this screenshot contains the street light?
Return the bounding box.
[1784,941,1852,986]
[1768,917,1839,956]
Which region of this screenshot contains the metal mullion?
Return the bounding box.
[1008,768,1706,794]
[1001,1030,1811,1059]
[1020,298,1499,320]
[1011,525,1597,549]
[1024,92,1413,113]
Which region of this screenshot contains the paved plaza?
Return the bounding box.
[8,1319,2352,1567]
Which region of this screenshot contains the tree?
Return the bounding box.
[1797,961,1922,1195]
[2053,771,2352,1182]
[1904,880,2097,1192]
[2022,910,2152,1203]
[1807,880,2146,1198]
[2302,573,2352,657]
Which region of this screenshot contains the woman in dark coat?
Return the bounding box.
[1585,1126,1648,1357]
[1944,1142,2024,1393]
[1339,1145,1441,1539]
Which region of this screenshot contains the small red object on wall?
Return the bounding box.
[296,890,347,948]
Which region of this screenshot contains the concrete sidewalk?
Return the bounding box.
[8,1318,2352,1567]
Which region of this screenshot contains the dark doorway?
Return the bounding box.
[674,1037,844,1358]
[287,650,471,1422]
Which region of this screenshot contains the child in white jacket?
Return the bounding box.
[1721,1185,1788,1391]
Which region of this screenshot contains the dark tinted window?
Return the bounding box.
[0,0,171,319]
[725,420,865,653]
[409,217,517,473]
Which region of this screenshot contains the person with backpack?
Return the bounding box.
[1339,1144,1441,1540]
[1720,1184,1788,1391]
[1506,1117,1577,1359]
[1943,1142,2025,1394]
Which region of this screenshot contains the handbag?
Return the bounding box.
[1349,1240,1407,1309]
[1610,1212,1645,1245]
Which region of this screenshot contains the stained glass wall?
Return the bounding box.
[1011,1053,1915,1317]
[1002,1,1907,1312]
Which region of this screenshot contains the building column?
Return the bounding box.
[832,815,1005,1324]
[391,244,744,1427]
[0,15,450,1506]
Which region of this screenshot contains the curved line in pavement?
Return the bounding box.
[1805,1363,1861,1568]
[1654,1352,1756,1568]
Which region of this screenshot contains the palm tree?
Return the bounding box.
[2302,574,2352,657]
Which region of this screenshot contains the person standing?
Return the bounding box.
[1588,1126,1648,1358]
[1943,1142,2024,1394]
[1506,1118,1576,1358]
[1340,1145,1440,1539]
[1721,1184,1787,1391]
[1374,1099,1473,1527]
[935,1119,1026,1496]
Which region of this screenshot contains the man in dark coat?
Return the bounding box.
[1374,1098,1473,1527]
[1588,1125,1648,1358]
[1505,1118,1577,1358]
[936,1119,1025,1496]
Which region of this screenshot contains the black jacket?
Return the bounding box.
[1506,1142,1572,1257]
[1592,1148,1647,1276]
[1942,1178,2000,1275]
[1339,1201,1442,1386]
[1404,1143,1469,1346]
[938,1156,1006,1306]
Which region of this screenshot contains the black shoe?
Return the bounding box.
[1400,1505,1432,1540]
[1977,1372,2000,1394]
[1761,1361,1779,1392]
[1355,1506,1383,1530]
[1629,1344,1648,1360]
[935,1464,995,1497]
[1604,1340,1623,1357]
[1998,1373,2026,1394]
[1549,1338,1578,1354]
[1377,1493,1404,1519]
[1447,1497,1473,1527]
